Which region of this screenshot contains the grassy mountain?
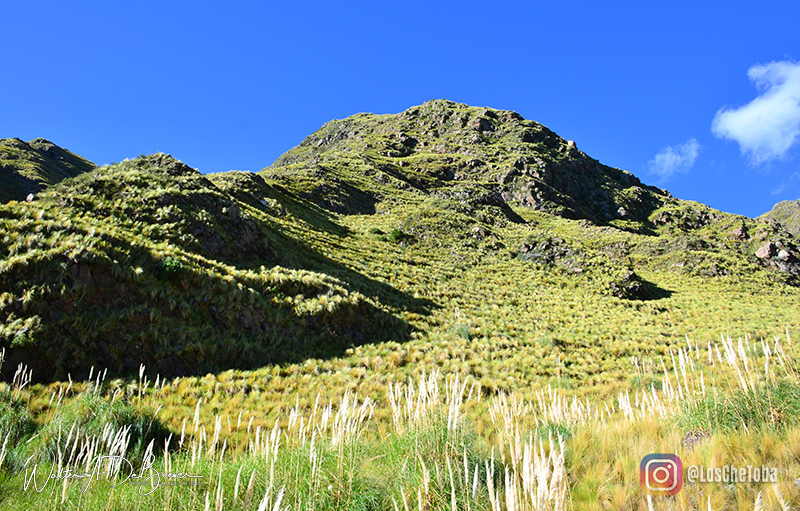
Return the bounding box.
[1,100,799,384]
[0,138,96,203]
[762,198,800,237]
[263,99,667,225]
[0,154,412,380]
[3,101,800,509]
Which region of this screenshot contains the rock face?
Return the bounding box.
[0,138,97,202]
[754,238,800,277]
[263,99,668,223]
[517,235,659,300]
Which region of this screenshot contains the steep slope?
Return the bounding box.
[262,99,668,227]
[761,199,800,237]
[263,99,800,285]
[644,200,800,280]
[2,101,800,386]
[0,154,411,381]
[0,138,96,202]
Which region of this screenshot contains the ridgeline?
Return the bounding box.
[1,100,798,383]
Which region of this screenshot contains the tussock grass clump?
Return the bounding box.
[0,392,36,454]
[0,356,172,475]
[39,392,170,454]
[677,333,800,433]
[3,390,171,473]
[679,380,800,432]
[388,228,407,243]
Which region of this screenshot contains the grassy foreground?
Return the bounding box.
[2,332,800,510]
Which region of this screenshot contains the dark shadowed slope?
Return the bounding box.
[0,138,96,202]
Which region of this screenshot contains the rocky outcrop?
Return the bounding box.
[518,236,660,299]
[755,239,800,278]
[755,242,777,259]
[263,99,668,224]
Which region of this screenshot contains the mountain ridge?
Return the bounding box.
[262,99,669,226]
[1,100,799,383]
[0,137,96,202]
[761,199,800,237]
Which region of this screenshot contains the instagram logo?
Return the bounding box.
[640,454,683,495]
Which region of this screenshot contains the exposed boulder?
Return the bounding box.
[731,225,749,240]
[756,242,777,259]
[754,239,800,278]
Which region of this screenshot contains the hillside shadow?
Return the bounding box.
[250,223,440,318]
[223,182,438,317]
[0,219,436,383]
[606,220,658,237]
[263,183,355,236]
[635,278,673,301]
[0,168,41,202]
[267,169,378,216]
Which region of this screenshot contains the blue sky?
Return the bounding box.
[2,1,799,218]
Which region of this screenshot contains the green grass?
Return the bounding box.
[2,391,171,473]
[0,392,36,450]
[678,380,800,432]
[2,100,800,509]
[2,338,800,509]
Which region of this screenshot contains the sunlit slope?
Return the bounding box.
[1,100,799,385]
[0,154,410,380]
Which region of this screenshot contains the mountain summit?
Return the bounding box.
[263,99,668,225]
[1,101,799,382]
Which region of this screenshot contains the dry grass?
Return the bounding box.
[3,332,800,509]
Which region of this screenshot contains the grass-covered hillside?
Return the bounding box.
[0,154,411,380]
[0,138,96,203]
[264,99,667,224]
[762,199,800,238]
[2,100,799,384]
[1,99,800,509]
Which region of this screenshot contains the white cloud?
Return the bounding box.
[647,138,700,181]
[771,182,788,196]
[712,60,800,164]
[772,172,800,197]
